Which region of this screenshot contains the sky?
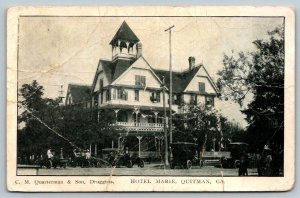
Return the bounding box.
[17,17,284,127]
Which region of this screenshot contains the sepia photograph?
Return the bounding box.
[7,6,295,192]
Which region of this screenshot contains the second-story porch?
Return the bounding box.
[101,104,171,133]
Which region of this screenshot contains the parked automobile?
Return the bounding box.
[221,142,249,168]
[34,156,68,169]
[169,142,200,169]
[108,151,133,168]
[102,148,144,168]
[130,152,145,168]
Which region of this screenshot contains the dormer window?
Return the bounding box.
[199,82,205,93]
[135,75,146,87]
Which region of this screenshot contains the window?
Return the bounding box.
[150,91,160,103]
[199,82,205,93]
[93,93,99,107]
[100,92,103,104]
[120,41,127,53]
[117,88,128,100]
[112,89,116,100]
[106,90,111,101]
[99,79,103,91]
[190,94,197,105]
[134,90,139,101]
[205,96,214,107]
[135,75,146,87]
[174,94,181,105]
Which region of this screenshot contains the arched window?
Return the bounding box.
[128,42,134,53]
[119,41,127,53]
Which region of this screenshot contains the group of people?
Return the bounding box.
[46,147,91,160]
[237,144,283,176]
[73,149,91,159]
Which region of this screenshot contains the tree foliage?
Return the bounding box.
[217,26,284,150]
[17,80,118,163]
[173,104,243,152]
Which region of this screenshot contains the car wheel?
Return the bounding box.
[46,160,52,169]
[139,160,144,168]
[234,160,239,168]
[186,160,192,169]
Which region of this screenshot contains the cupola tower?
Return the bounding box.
[110,21,141,61]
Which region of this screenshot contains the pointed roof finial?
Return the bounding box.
[109,21,140,45]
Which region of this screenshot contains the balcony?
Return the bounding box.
[110,122,164,132]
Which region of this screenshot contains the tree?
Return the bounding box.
[17,80,119,163]
[219,115,245,149]
[18,80,65,162]
[173,104,221,158]
[217,26,284,151]
[62,106,118,153]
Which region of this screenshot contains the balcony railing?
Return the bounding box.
[110,122,164,132]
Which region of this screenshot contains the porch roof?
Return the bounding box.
[100,104,174,112]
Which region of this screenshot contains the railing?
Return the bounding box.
[112,52,136,59]
[110,122,164,132]
[114,122,163,127]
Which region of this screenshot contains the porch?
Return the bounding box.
[110,122,164,132]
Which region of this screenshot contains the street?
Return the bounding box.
[37,164,258,176]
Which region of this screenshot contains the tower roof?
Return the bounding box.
[109,21,140,45]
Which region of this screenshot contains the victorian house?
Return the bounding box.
[66,21,219,158]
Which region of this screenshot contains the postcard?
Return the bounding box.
[7,6,295,192]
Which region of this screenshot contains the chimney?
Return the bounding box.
[136,42,142,58]
[188,56,195,70]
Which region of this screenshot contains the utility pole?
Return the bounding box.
[165,25,174,144]
[58,85,65,106]
[162,76,169,165]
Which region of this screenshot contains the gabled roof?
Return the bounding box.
[109,21,140,45]
[111,56,163,86]
[154,66,201,93]
[102,59,135,84]
[91,58,135,93]
[66,84,91,104]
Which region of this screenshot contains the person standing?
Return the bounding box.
[47,148,53,159]
[238,154,249,176]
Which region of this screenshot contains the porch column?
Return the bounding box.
[94,144,97,157]
[114,109,120,123]
[60,148,63,159]
[154,136,159,154]
[118,134,122,151]
[153,111,158,124]
[133,108,140,126]
[136,136,143,158]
